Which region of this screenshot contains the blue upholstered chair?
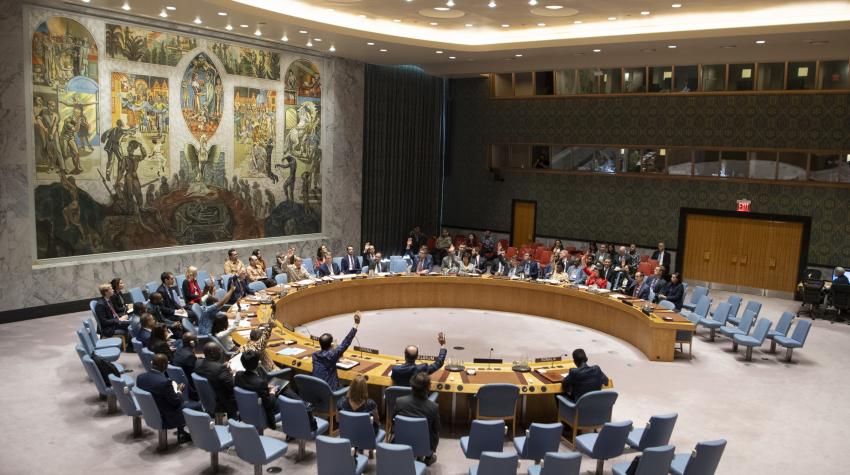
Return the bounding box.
[626,412,678,451]
[475,383,520,436]
[732,318,772,360]
[166,364,190,401]
[294,374,347,432]
[214,288,227,302]
[774,319,812,362]
[376,442,426,475]
[175,275,186,298]
[669,439,727,475]
[219,274,233,291]
[766,311,795,353]
[470,451,519,475]
[316,435,368,475]
[698,302,732,341]
[575,420,633,475]
[613,444,675,475]
[228,418,288,475]
[131,337,143,354]
[461,419,506,459]
[718,310,756,339]
[332,257,344,270]
[235,387,279,434]
[527,451,582,475]
[392,415,432,458]
[682,286,708,312]
[389,258,408,274]
[145,281,159,297]
[302,258,315,276]
[76,328,120,362]
[680,295,711,328]
[382,386,439,435]
[183,408,233,472]
[556,389,618,444]
[132,386,179,450]
[729,300,761,327]
[129,286,146,304]
[274,273,288,285]
[278,395,330,461]
[266,267,273,279]
[248,281,266,292]
[109,374,143,437]
[192,373,224,421]
[658,300,676,311]
[80,355,131,413]
[139,347,155,372]
[339,410,386,456]
[513,422,562,463]
[725,295,743,318]
[83,317,123,349]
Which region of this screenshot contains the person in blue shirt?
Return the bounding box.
[198,285,236,336]
[312,311,361,389]
[391,332,447,387]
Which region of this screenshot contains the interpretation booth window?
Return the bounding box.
[555,69,578,95]
[819,60,850,89]
[810,154,850,183]
[788,61,817,90]
[778,152,809,181]
[600,68,622,94]
[700,64,726,92]
[675,65,699,92]
[666,149,694,176]
[757,62,786,91]
[748,151,779,180]
[728,63,756,91]
[624,67,647,93]
[649,66,673,92]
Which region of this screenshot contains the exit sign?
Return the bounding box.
[736,199,751,212]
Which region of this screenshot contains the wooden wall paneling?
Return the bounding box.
[764,221,805,292]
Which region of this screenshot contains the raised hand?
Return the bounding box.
[353,311,362,326]
[437,332,446,346]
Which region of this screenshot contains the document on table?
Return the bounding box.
[236,330,252,338]
[277,347,306,356]
[228,354,245,373]
[336,359,360,370]
[238,319,252,328]
[239,304,251,311]
[297,279,315,286]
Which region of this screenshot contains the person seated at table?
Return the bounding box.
[585,266,608,289]
[362,242,375,264]
[337,375,380,433]
[247,255,274,287]
[181,266,206,306]
[464,232,478,249]
[519,252,540,280]
[137,313,155,347]
[626,271,650,300]
[235,350,279,429]
[391,332,447,387]
[440,245,459,274]
[401,237,417,268]
[567,257,587,284]
[411,246,433,275]
[211,312,242,352]
[251,249,268,272]
[458,252,478,276]
[610,264,633,292]
[147,323,175,361]
[550,261,569,282]
[487,245,509,276]
[136,354,200,444]
[286,256,312,282]
[506,255,522,278]
[341,245,362,274]
[394,372,440,465]
[109,278,129,316]
[594,243,611,267]
[312,312,361,390]
[226,268,254,304]
[199,285,236,336]
[155,271,193,320]
[647,266,669,302]
[147,292,184,339]
[432,229,452,264]
[470,247,488,273]
[194,342,237,418]
[317,252,340,277]
[368,252,387,273]
[562,349,609,402]
[658,272,685,310]
[316,244,329,261]
[94,283,130,338]
[224,248,245,275]
[543,252,560,279]
[127,302,147,341]
[480,230,497,256]
[173,332,198,399]
[272,248,296,277]
[834,267,849,285]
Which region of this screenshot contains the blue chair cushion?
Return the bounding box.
[354,453,368,475]
[669,453,690,475]
[732,334,760,347]
[626,428,644,449]
[312,417,330,438]
[612,459,634,475]
[376,428,387,445]
[94,346,121,362]
[95,337,123,349]
[773,336,803,348]
[460,436,469,455]
[575,432,598,456]
[718,326,744,337]
[766,330,783,340]
[699,318,723,329]
[513,435,527,456]
[528,466,542,475]
[259,435,287,462]
[215,426,233,449]
[414,459,426,475]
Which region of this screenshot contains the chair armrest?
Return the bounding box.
[266,368,291,379]
[428,391,439,402]
[332,387,348,399]
[556,394,576,409]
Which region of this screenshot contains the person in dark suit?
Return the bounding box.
[601,258,617,283]
[651,242,673,272]
[470,247,488,273]
[136,354,200,443]
[409,225,427,252]
[312,312,360,390]
[520,252,540,279]
[235,350,279,429]
[411,246,433,275]
[369,252,387,273]
[562,349,609,402]
[194,342,237,418]
[147,292,184,339]
[658,272,685,310]
[391,332,447,387]
[147,324,175,361]
[226,268,255,304]
[94,284,130,338]
[394,372,440,465]
[340,246,362,274]
[172,332,198,400]
[156,272,182,313]
[647,266,670,302]
[109,278,129,316]
[137,314,155,347]
[626,272,651,300]
[318,252,341,277]
[610,264,633,292]
[834,267,849,285]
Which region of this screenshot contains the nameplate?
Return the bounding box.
[282,322,294,332]
[473,358,503,364]
[353,345,379,355]
[417,354,438,361]
[534,356,562,363]
[310,335,320,341]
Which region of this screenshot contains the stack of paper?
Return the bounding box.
[277,347,306,356]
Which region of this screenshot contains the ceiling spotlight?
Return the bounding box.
[430,22,438,25]
[81,0,90,3]
[574,20,583,24]
[225,24,233,30]
[193,16,202,24]
[592,48,601,53]
[668,45,677,48]
[254,28,261,36]
[449,56,456,59]
[641,11,651,15]
[121,2,130,11]
[329,45,336,52]
[299,30,308,34]
[489,1,497,8]
[358,14,366,18]
[537,23,545,26]
[367,42,375,45]
[672,3,682,8]
[755,40,766,44]
[515,54,523,57]
[217,12,227,16]
[240,24,249,28]
[159,9,168,18]
[281,34,288,41]
[306,40,313,47]
[529,0,538,5]
[436,50,444,54]
[608,17,617,21]
[465,23,473,27]
[501,24,510,27]
[165,6,176,11]
[379,48,388,52]
[545,5,563,9]
[314,38,322,42]
[447,0,455,6]
[393,19,401,22]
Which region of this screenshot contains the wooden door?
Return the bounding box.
[511,201,536,247]
[735,218,774,290]
[746,220,803,292]
[682,214,742,287]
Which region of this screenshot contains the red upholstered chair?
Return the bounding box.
[499,239,509,250]
[566,246,577,253]
[426,236,436,250]
[638,262,653,276]
[648,259,660,272]
[506,247,517,259]
[640,255,649,262]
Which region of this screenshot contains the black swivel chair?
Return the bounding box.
[828,283,850,324]
[798,279,824,319]
[804,269,822,280]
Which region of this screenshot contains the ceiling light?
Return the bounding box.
[314,38,322,42]
[80,0,90,3]
[668,44,677,48]
[254,28,262,36]
[436,50,444,54]
[240,24,249,28]
[672,3,682,8]
[165,6,176,11]
[449,56,456,59]
[537,23,546,26]
[393,19,401,22]
[501,24,510,28]
[367,42,375,45]
[121,2,130,11]
[430,22,438,25]
[592,48,601,53]
[641,11,651,15]
[545,5,564,9]
[159,9,168,18]
[608,17,617,21]
[573,20,583,24]
[217,12,227,16]
[306,40,313,47]
[435,7,449,11]
[515,54,523,57]
[447,0,455,6]
[281,34,288,41]
[358,14,366,18]
[329,45,336,52]
[379,48,388,52]
[489,1,497,8]
[465,23,473,27]
[299,30,308,34]
[225,24,233,30]
[755,39,766,44]
[529,0,538,5]
[193,16,202,24]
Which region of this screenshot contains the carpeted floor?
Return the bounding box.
[1,289,847,474]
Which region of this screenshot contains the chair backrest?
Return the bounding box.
[789,319,812,345]
[266,267,273,279]
[192,373,219,416]
[166,365,189,400]
[197,271,211,290]
[132,386,164,430]
[384,386,412,417]
[773,311,795,336]
[689,286,708,305]
[522,422,562,461]
[682,439,727,475]
[635,445,676,475]
[637,413,678,449]
[465,419,506,459]
[749,318,773,344]
[339,410,379,450]
[804,268,822,280]
[129,287,145,304]
[88,298,98,317]
[248,281,266,292]
[590,420,633,459]
[389,258,408,273]
[477,451,519,474]
[376,442,418,475]
[235,387,268,432]
[711,302,731,324]
[183,408,225,452]
[575,390,619,427]
[294,374,333,413]
[139,347,155,372]
[76,328,94,354]
[737,310,756,333]
[743,300,762,318]
[658,300,676,311]
[81,354,110,397]
[392,415,431,458]
[220,274,233,290]
[302,258,315,276]
[145,281,159,297]
[214,288,226,302]
[833,283,850,308]
[477,384,519,418]
[539,451,582,474]
[278,395,313,439]
[727,295,742,317]
[317,435,357,475]
[82,320,98,346]
[275,273,288,285]
[109,375,141,416]
[175,275,186,297]
[131,337,143,354]
[693,295,712,318]
[332,257,343,270]
[228,418,266,464]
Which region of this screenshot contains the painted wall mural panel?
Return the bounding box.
[180,53,222,141]
[282,59,321,206]
[233,87,276,179]
[110,72,169,181]
[105,23,197,66]
[211,42,280,80]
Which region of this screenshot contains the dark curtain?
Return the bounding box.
[362,65,445,254]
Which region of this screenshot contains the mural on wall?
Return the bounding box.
[110,72,169,181]
[211,42,280,80]
[180,53,222,141]
[31,11,322,259]
[105,23,197,66]
[233,87,276,180]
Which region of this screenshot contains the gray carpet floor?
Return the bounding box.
[1,289,847,474]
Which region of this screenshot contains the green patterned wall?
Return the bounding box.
[443,77,850,266]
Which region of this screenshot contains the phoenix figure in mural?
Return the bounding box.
[185,135,219,185]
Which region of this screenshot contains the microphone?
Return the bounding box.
[301,324,316,346]
[355,336,364,359]
[489,347,494,369]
